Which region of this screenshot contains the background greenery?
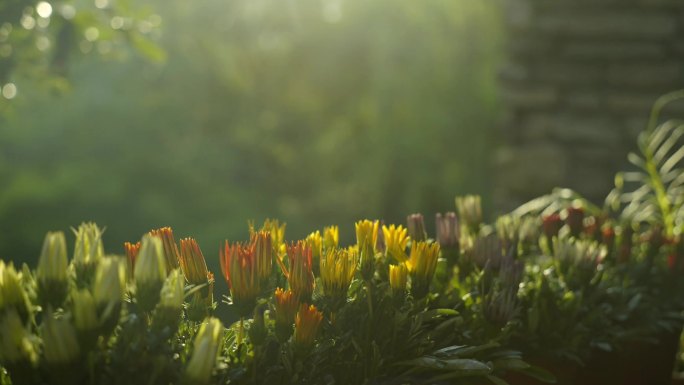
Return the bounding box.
[0,0,502,268]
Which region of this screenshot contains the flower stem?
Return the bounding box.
[237,317,244,347]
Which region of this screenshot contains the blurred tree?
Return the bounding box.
[0,0,502,270]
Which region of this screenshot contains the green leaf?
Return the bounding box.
[492,357,531,371]
[513,365,557,383]
[396,356,492,372]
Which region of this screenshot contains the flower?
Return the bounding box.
[274,288,298,342]
[72,222,105,287]
[0,310,37,366]
[0,262,30,322]
[406,214,427,242]
[134,235,167,312]
[406,241,440,298]
[456,195,483,234]
[93,257,126,333]
[286,242,315,303]
[155,269,185,331]
[185,317,224,385]
[36,231,69,308]
[252,231,273,284]
[389,263,408,295]
[294,304,323,348]
[179,238,214,316]
[382,224,409,263]
[306,231,323,260]
[42,312,80,365]
[72,289,98,333]
[323,226,339,250]
[149,227,181,272]
[124,241,141,276]
[355,220,379,281]
[435,213,459,249]
[220,241,259,316]
[320,248,357,309]
[251,219,286,258]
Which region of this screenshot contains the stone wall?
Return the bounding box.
[496,0,684,212]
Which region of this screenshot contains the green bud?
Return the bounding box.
[135,235,167,312]
[37,232,69,309]
[93,257,125,334]
[0,310,37,365]
[72,290,98,332]
[72,223,105,288]
[41,313,80,365]
[153,269,185,332]
[185,318,223,385]
[0,262,30,323]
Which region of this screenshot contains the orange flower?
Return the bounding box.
[220,241,259,315]
[124,241,141,275]
[286,242,315,303]
[294,304,323,348]
[149,227,181,272]
[251,231,273,284]
[179,238,214,317]
[274,288,298,325]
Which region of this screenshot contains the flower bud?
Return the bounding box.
[36,232,69,309]
[323,226,339,250]
[389,264,408,295]
[71,290,99,348]
[134,235,167,312]
[0,262,30,322]
[93,257,125,333]
[274,288,298,342]
[220,241,259,317]
[355,220,379,281]
[294,304,323,349]
[248,304,268,346]
[179,238,214,320]
[251,219,286,259]
[0,309,37,367]
[72,222,104,287]
[149,227,181,272]
[124,241,140,277]
[406,214,427,242]
[435,213,459,249]
[320,248,357,310]
[382,224,409,263]
[456,195,483,235]
[154,269,185,331]
[542,214,563,240]
[565,207,584,238]
[42,313,80,365]
[251,231,273,285]
[305,231,322,276]
[286,242,315,303]
[406,241,440,299]
[482,289,518,328]
[185,318,224,385]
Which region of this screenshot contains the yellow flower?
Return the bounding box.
[185,317,224,385]
[406,241,440,298]
[42,312,80,365]
[382,224,409,263]
[0,262,30,322]
[149,227,181,272]
[72,289,98,333]
[389,263,408,295]
[294,304,323,348]
[220,241,259,316]
[323,226,339,250]
[320,248,356,308]
[286,242,315,303]
[251,219,286,258]
[0,310,37,365]
[274,287,298,342]
[252,231,273,284]
[355,220,379,281]
[306,231,323,260]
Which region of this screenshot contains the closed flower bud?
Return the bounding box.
[435,213,459,249]
[482,289,518,328]
[220,241,259,317]
[306,231,322,276]
[135,235,167,312]
[382,224,409,263]
[323,226,339,250]
[286,242,315,303]
[249,304,268,346]
[406,214,427,242]
[42,313,80,365]
[355,220,379,281]
[274,288,298,342]
[93,257,125,333]
[252,231,273,285]
[185,318,224,385]
[456,195,483,235]
[389,263,408,295]
[179,238,214,319]
[149,227,181,272]
[37,232,68,293]
[72,222,104,287]
[251,219,287,259]
[294,304,323,349]
[0,309,37,366]
[320,248,357,310]
[0,262,30,323]
[124,241,141,277]
[542,214,563,240]
[407,241,440,299]
[565,207,584,238]
[155,269,185,331]
[72,290,98,333]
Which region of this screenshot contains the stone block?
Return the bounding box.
[501,85,558,108]
[536,11,677,38]
[495,144,568,197]
[564,91,603,110]
[534,61,603,85]
[561,41,665,59]
[546,113,623,145]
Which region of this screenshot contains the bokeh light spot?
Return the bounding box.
[2,83,17,99]
[36,2,53,18]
